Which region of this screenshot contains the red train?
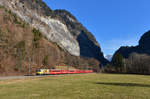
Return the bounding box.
[36,69,93,75]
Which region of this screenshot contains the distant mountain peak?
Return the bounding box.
[105,55,113,62]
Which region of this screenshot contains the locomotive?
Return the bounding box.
[36,69,93,75]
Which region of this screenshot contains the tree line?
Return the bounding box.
[102,53,150,75]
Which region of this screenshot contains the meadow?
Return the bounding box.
[0,73,150,99]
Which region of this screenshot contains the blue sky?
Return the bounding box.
[43,0,150,55]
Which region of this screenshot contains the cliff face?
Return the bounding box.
[0,0,80,56]
[0,0,107,75]
[0,0,107,63]
[113,31,150,59]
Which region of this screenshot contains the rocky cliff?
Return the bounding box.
[0,0,79,56]
[113,30,150,59]
[0,0,107,75]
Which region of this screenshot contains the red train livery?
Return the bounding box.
[36,69,93,75]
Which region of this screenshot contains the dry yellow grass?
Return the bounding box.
[0,73,150,99]
[55,66,76,70]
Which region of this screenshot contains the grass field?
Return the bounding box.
[0,73,150,99]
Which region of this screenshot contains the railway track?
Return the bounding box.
[0,75,56,80]
[0,74,85,80]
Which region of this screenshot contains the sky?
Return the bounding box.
[43,0,150,56]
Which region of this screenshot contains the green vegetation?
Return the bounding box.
[6,9,21,25]
[15,41,26,60]
[42,55,49,66]
[13,41,26,71]
[32,28,42,48]
[14,63,22,72]
[104,52,150,74]
[1,6,27,28]
[32,28,42,42]
[103,53,125,73]
[11,11,27,28]
[0,74,150,99]
[112,53,124,68]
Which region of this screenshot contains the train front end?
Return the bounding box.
[36,69,50,75]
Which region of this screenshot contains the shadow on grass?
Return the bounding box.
[95,82,150,87]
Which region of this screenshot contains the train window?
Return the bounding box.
[36,69,41,72]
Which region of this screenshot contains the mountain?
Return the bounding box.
[0,0,108,75]
[111,30,150,74]
[105,55,113,62]
[113,30,150,59]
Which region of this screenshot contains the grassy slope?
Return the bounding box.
[0,74,150,99]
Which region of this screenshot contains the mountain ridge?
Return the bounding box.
[113,30,150,59]
[0,0,108,75]
[0,0,107,63]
